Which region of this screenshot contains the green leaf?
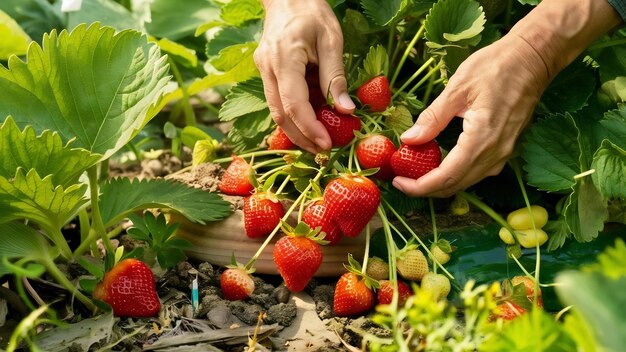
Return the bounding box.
[156,38,198,68]
[595,41,626,82]
[591,140,626,199]
[0,9,31,60]
[584,238,626,278]
[219,78,268,122]
[180,126,211,149]
[342,9,370,55]
[600,77,626,104]
[0,169,88,230]
[540,59,596,113]
[0,0,64,43]
[209,42,258,72]
[146,0,219,40]
[544,217,571,252]
[220,0,264,27]
[556,270,626,351]
[99,178,232,227]
[385,105,414,135]
[521,114,580,192]
[0,221,51,262]
[481,311,576,351]
[357,45,390,84]
[204,22,261,56]
[601,106,626,150]
[360,0,408,26]
[564,178,607,243]
[425,0,485,47]
[0,23,170,161]
[67,0,144,32]
[0,117,101,187]
[562,311,599,352]
[192,139,220,165]
[232,109,272,139]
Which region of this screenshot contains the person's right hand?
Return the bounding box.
[254,0,356,154]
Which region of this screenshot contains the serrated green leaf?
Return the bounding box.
[146,0,219,40]
[564,178,607,243]
[99,178,232,227]
[544,217,571,251]
[157,247,188,269]
[360,0,408,26]
[595,44,626,82]
[521,114,580,192]
[556,270,626,351]
[0,169,88,230]
[0,9,31,59]
[591,140,626,199]
[181,126,211,149]
[517,0,540,5]
[67,0,144,32]
[205,22,261,56]
[232,109,272,138]
[210,42,258,72]
[0,0,64,43]
[0,23,170,161]
[0,117,101,187]
[601,105,626,150]
[156,38,197,68]
[360,45,390,81]
[541,59,596,113]
[385,105,414,134]
[425,0,485,47]
[219,78,268,122]
[220,0,264,27]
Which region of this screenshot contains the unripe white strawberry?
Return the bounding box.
[366,257,389,281]
[421,272,451,301]
[396,249,428,281]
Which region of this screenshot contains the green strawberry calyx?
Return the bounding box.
[344,254,380,290]
[280,220,329,245]
[227,253,256,274]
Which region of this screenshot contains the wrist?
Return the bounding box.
[509,0,621,79]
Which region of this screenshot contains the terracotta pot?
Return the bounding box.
[173,210,382,276]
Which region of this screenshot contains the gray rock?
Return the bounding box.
[311,285,335,320]
[229,301,262,325]
[207,302,237,328]
[251,293,277,310]
[196,294,223,317]
[252,277,275,295]
[272,284,291,304]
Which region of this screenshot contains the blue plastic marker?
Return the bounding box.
[192,277,199,313]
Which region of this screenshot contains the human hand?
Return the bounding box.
[254,0,356,154]
[392,34,551,198]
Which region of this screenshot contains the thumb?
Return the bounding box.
[318,43,355,114]
[401,90,463,144]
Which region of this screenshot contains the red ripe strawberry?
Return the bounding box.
[490,301,527,321]
[377,280,413,306]
[390,141,442,180]
[316,106,361,147]
[323,175,380,237]
[268,127,296,150]
[302,200,342,245]
[243,192,284,238]
[219,156,255,196]
[333,272,375,317]
[356,135,396,180]
[357,76,392,112]
[220,268,255,301]
[273,234,323,292]
[93,258,160,317]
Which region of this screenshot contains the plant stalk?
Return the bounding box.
[43,257,96,312]
[391,57,435,101]
[169,58,196,127]
[87,166,115,256]
[390,23,426,87]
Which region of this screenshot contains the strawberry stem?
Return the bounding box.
[42,256,97,312]
[391,57,435,101]
[361,224,371,274]
[377,206,401,315]
[275,175,291,195]
[251,157,285,170]
[428,198,440,274]
[347,142,355,172]
[213,150,300,164]
[383,199,455,280]
[422,76,445,104]
[388,222,409,244]
[88,165,114,256]
[457,192,517,236]
[257,165,290,182]
[406,61,444,97]
[360,113,382,132]
[390,22,426,87]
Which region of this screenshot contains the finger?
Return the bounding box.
[400,87,466,145]
[275,65,333,151]
[258,67,319,153]
[317,29,355,114]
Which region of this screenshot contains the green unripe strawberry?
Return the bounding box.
[421,272,451,301]
[365,257,389,281]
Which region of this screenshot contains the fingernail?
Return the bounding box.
[401,125,421,140]
[392,179,403,191]
[338,93,355,110]
[315,137,331,151]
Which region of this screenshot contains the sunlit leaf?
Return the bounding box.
[0,0,64,43]
[0,23,170,160]
[219,78,267,122]
[425,0,485,47]
[156,37,197,67]
[0,9,31,59]
[0,169,88,230]
[220,0,264,27]
[146,0,219,40]
[0,117,101,187]
[67,0,144,32]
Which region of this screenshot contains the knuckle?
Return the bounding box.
[419,108,442,128]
